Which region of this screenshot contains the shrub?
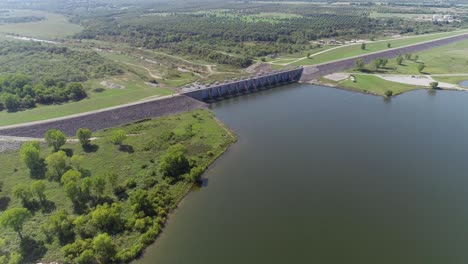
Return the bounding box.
[44,129,67,151]
[384,90,393,97]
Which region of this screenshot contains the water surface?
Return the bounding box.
[136,84,468,264]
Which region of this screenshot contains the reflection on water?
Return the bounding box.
[135,84,468,264]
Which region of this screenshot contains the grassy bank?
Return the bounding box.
[288,29,468,66]
[0,109,236,263]
[321,75,419,96]
[359,39,468,75]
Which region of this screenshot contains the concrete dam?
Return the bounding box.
[183,68,304,102]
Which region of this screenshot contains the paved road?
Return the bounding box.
[300,33,468,82]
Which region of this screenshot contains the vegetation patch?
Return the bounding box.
[0,109,236,263]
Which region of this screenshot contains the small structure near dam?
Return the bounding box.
[183,67,304,102]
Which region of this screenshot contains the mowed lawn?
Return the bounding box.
[370,39,468,75]
[0,73,174,127]
[0,9,82,39]
[339,75,419,96]
[290,29,468,66]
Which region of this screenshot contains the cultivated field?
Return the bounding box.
[0,9,82,39]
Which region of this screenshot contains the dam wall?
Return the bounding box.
[183,68,304,102]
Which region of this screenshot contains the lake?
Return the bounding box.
[135,84,468,264]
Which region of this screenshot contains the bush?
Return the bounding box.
[110,130,127,146]
[384,90,393,97]
[44,129,67,151]
[76,128,92,147]
[430,81,439,89]
[159,144,190,178]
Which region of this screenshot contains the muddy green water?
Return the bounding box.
[135,84,468,264]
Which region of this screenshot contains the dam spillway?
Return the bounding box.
[183,67,304,102]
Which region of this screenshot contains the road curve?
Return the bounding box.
[300,32,468,82]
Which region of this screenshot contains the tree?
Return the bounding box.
[61,170,82,203]
[13,184,33,206]
[387,43,391,48]
[355,58,364,70]
[45,129,66,151]
[189,166,205,182]
[404,53,412,60]
[66,83,87,101]
[31,180,47,202]
[92,175,107,196]
[70,155,83,171]
[361,43,366,50]
[0,208,31,240]
[159,144,190,178]
[430,82,439,89]
[45,209,75,244]
[90,203,123,232]
[76,128,92,148]
[129,189,153,215]
[93,233,116,263]
[414,55,419,62]
[307,52,311,59]
[20,142,41,176]
[384,90,393,97]
[371,59,381,71]
[45,151,68,181]
[110,130,127,146]
[380,58,388,67]
[2,94,20,112]
[418,63,425,73]
[396,55,404,65]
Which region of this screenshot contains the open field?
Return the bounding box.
[354,39,468,75]
[285,30,468,66]
[0,109,236,263]
[433,76,468,85]
[0,9,82,39]
[0,73,174,127]
[328,74,420,96]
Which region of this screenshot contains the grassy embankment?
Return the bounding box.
[0,109,236,263]
[283,29,468,67]
[322,39,468,96]
[321,75,417,96]
[360,39,468,75]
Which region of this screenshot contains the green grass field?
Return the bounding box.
[433,76,468,85]
[351,39,468,75]
[0,9,82,39]
[288,29,468,66]
[0,109,236,263]
[329,75,419,96]
[0,73,174,127]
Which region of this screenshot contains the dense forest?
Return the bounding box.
[0,41,123,112]
[72,3,466,67]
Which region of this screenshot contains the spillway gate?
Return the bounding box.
[183,67,304,102]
